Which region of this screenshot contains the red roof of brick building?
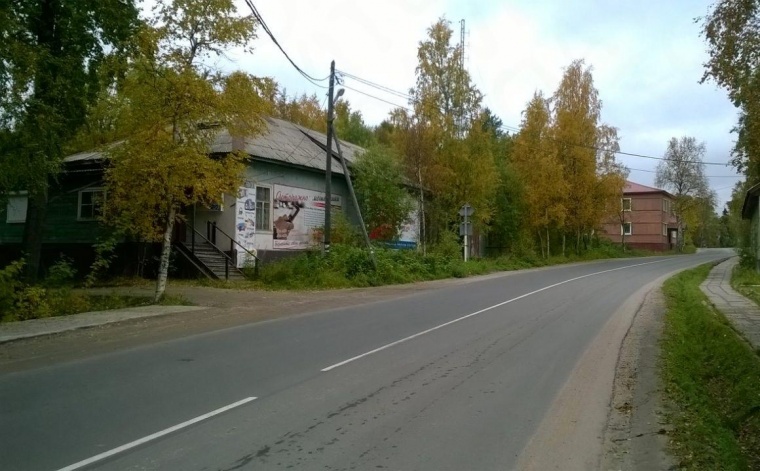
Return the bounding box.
[624,180,672,197]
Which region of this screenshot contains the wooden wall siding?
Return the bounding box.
[0,175,104,245]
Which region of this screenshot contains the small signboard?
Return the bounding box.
[459,221,472,236]
[459,204,474,217]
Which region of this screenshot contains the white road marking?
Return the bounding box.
[321,259,671,371]
[56,396,257,471]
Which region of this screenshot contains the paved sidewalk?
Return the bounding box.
[0,305,206,344]
[700,257,760,350]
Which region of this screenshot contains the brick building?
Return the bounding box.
[600,181,679,251]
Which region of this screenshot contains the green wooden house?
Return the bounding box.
[0,117,372,279]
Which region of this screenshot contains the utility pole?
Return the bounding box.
[458,19,466,137]
[324,60,336,255]
[460,19,466,70]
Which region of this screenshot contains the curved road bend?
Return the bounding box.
[0,250,731,470]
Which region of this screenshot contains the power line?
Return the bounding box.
[336,70,412,101]
[243,0,328,88]
[341,84,413,113]
[627,167,741,178]
[333,70,731,167]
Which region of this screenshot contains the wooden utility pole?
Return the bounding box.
[324,60,336,255]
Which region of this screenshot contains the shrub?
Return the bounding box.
[430,231,461,259]
[13,286,53,320]
[45,255,78,287]
[0,260,25,319]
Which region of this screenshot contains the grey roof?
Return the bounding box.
[64,117,366,175]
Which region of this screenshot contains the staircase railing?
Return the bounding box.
[188,226,235,280]
[207,221,260,278]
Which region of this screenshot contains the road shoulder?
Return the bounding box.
[601,280,675,471]
[516,273,677,471]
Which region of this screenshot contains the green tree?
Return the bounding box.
[412,17,482,138]
[486,122,524,255]
[334,101,375,148]
[353,146,414,241]
[0,0,139,281]
[388,109,436,251]
[689,191,719,247]
[595,125,628,249]
[701,2,760,181]
[401,18,496,245]
[373,120,396,147]
[718,206,735,247]
[104,0,268,301]
[655,137,711,251]
[273,90,326,132]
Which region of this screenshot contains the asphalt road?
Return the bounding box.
[0,250,731,470]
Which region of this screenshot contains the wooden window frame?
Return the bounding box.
[255,185,272,232]
[77,188,106,221]
[5,192,28,223]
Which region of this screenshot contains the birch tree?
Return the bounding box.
[104,0,269,301]
[512,92,566,258]
[595,125,628,248]
[402,18,496,238]
[655,136,710,250]
[551,59,602,254]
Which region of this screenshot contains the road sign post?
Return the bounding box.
[459,204,474,262]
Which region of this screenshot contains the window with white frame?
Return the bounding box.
[78,188,105,221]
[622,222,632,235]
[622,198,632,211]
[255,186,271,231]
[5,194,28,223]
[663,223,668,236]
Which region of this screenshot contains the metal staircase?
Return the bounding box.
[189,241,247,281]
[174,222,258,281]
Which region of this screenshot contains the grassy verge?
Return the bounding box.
[731,263,760,308]
[660,264,760,470]
[0,288,191,323]
[178,241,660,291]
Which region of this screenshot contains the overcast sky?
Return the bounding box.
[221,0,742,209]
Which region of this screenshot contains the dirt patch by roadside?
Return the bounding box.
[601,284,675,470]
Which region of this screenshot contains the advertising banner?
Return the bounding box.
[273,185,342,250]
[235,186,256,267]
[386,205,419,250]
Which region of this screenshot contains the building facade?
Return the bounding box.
[600,181,678,251]
[0,117,418,279]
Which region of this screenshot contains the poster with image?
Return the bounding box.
[272,185,342,250]
[384,204,419,249]
[235,186,256,267]
[396,206,419,249]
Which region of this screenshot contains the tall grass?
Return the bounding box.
[660,264,760,470]
[731,264,760,310]
[242,241,657,290]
